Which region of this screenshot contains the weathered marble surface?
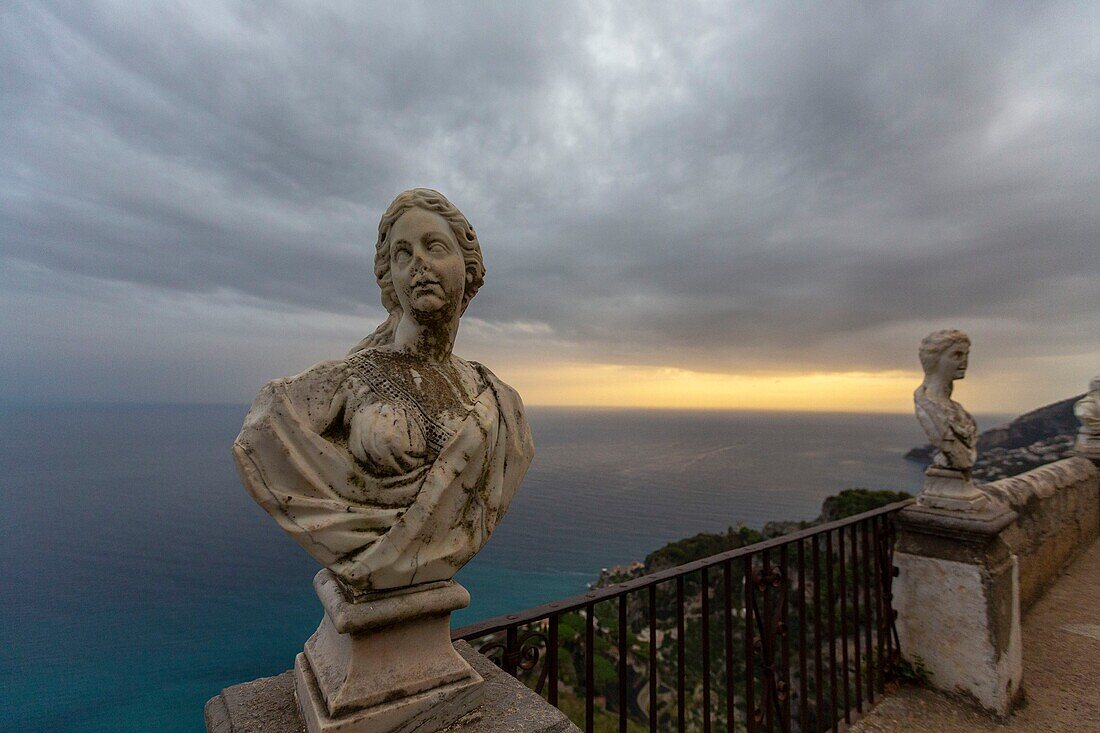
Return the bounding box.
[913,330,991,511]
[914,329,978,472]
[234,188,533,593]
[894,506,1022,717]
[230,189,534,733]
[894,552,1022,715]
[294,571,483,732]
[984,457,1100,611]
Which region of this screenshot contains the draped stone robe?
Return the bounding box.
[233,349,534,592]
[914,385,978,471]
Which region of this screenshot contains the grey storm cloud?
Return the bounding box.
[1,1,1098,402]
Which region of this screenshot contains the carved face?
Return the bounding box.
[939,341,969,381]
[389,208,466,322]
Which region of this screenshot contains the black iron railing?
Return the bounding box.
[452,500,911,733]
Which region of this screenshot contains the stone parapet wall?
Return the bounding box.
[981,457,1099,612]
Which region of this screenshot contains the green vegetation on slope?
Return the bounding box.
[641,488,911,575]
[478,487,915,731]
[819,488,913,521]
[644,525,763,573]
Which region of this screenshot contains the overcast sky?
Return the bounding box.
[2,1,1098,412]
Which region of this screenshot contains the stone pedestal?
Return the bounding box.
[893,504,1022,716]
[206,641,580,733]
[917,466,992,512]
[295,570,483,733]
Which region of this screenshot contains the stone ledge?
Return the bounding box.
[204,671,305,733]
[981,457,1100,611]
[853,539,1100,732]
[981,456,1097,508]
[205,641,580,733]
[895,503,1017,565]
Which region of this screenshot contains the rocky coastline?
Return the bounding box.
[535,394,1086,730]
[592,487,912,589]
[904,394,1082,482]
[594,394,1085,588]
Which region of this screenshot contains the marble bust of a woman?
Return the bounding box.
[233,188,534,593]
[913,329,977,473]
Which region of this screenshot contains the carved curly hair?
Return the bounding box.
[349,188,485,353]
[918,329,970,375]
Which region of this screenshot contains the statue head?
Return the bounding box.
[918,329,970,382]
[352,188,485,351]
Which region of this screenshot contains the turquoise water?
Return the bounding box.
[0,404,944,732]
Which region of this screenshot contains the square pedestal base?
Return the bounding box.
[295,653,483,733]
[294,571,485,733]
[918,467,992,512]
[204,641,581,733]
[894,504,1022,717]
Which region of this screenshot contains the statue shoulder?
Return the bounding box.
[913,386,938,419]
[465,358,503,391]
[246,358,355,434]
[913,386,948,442]
[276,358,352,398]
[467,359,527,413]
[346,344,389,362]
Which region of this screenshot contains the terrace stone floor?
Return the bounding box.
[850,538,1100,733]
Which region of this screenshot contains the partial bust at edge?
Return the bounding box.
[233,188,534,592]
[1075,376,1100,433]
[913,329,977,473]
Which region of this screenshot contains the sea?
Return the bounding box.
[0,404,988,732]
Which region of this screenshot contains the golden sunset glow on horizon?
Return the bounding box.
[503,363,926,413]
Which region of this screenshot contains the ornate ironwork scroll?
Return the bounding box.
[748,559,791,732]
[477,627,551,694]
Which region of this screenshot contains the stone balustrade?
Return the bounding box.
[984,457,1099,612]
[894,369,1100,719]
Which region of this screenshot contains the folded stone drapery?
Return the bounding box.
[234,352,533,592]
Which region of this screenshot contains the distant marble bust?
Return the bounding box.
[914,329,978,472]
[234,189,534,592]
[1075,376,1100,433]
